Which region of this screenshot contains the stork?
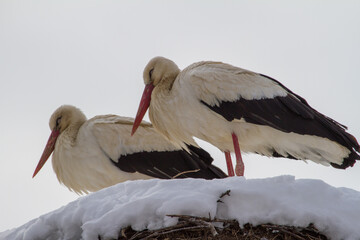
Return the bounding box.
[33,105,227,194]
[132,56,360,177]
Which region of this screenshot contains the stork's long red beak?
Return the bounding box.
[132,84,154,136]
[32,129,60,178]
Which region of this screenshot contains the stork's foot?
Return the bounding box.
[235,162,244,176]
[232,132,245,177]
[224,151,235,177]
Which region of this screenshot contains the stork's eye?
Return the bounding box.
[56,117,62,127]
[149,68,154,79]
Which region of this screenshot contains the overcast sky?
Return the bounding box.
[1,0,360,232]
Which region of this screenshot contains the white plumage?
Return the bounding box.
[33,105,226,194]
[132,56,359,176]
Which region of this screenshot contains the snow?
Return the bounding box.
[1,176,360,240]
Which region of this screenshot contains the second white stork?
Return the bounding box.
[33,105,227,194]
[132,56,360,176]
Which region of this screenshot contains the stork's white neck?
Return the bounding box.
[149,78,198,149]
[61,121,84,145]
[51,120,85,192]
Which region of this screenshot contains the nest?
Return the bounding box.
[99,214,327,240]
[99,190,328,240]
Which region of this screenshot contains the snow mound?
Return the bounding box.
[1,176,360,240]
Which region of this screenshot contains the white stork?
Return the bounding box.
[33,105,227,194]
[132,56,360,177]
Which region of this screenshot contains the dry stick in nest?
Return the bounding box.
[166,215,218,237]
[125,222,210,240]
[217,189,231,203]
[126,222,190,240]
[172,169,200,179]
[140,225,210,240]
[261,224,327,240]
[167,214,234,224]
[262,224,306,240]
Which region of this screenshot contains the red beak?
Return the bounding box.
[132,84,154,136]
[32,129,60,178]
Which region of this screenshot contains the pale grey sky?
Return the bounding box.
[1,0,360,231]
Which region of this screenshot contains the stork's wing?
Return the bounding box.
[89,115,227,179]
[182,61,288,105]
[184,63,360,168]
[113,145,227,179]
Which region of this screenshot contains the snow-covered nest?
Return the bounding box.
[1,176,360,240]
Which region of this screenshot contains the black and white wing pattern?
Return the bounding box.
[185,62,359,168]
[91,115,227,179]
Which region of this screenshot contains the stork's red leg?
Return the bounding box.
[224,151,235,176]
[232,133,244,176]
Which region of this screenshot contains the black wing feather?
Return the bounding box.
[201,75,360,169]
[261,74,348,129]
[111,146,227,179]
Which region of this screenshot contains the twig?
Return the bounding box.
[167,214,235,224]
[140,225,206,240]
[172,169,200,179]
[217,189,231,203]
[128,222,190,240]
[219,189,231,199]
[120,228,129,239]
[261,224,306,240]
[128,230,146,240]
[187,217,218,236]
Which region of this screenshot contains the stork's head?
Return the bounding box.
[32,105,86,178]
[132,57,180,136]
[143,56,180,86]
